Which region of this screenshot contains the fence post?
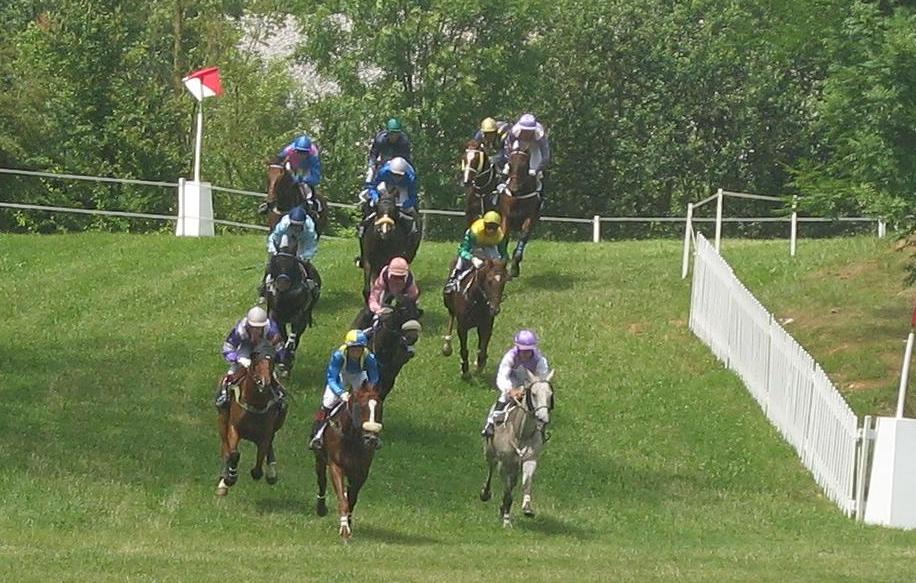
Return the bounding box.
[681,203,694,279]
[592,215,600,243]
[855,415,873,521]
[878,218,886,239]
[790,195,798,257]
[714,188,724,252]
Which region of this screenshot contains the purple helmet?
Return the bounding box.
[514,329,539,350]
[516,113,537,130]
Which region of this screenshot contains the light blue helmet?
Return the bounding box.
[293,135,312,151]
[288,206,308,225]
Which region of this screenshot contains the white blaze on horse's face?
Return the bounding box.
[362,398,383,433]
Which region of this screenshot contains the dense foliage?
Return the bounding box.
[1,1,914,235]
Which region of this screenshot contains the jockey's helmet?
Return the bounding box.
[516,113,537,130]
[345,329,369,348]
[246,306,269,328]
[482,210,502,226]
[293,135,312,151]
[386,118,403,133]
[388,157,410,176]
[481,117,498,133]
[514,329,539,350]
[388,257,410,277]
[288,206,308,225]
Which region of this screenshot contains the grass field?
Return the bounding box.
[1,233,915,582]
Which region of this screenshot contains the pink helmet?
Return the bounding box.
[514,329,539,350]
[388,256,409,277]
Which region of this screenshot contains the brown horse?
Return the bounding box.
[265,163,328,233]
[216,353,287,496]
[313,382,384,541]
[499,147,541,278]
[359,189,421,300]
[441,259,509,379]
[460,139,500,226]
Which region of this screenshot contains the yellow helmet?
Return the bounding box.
[480,117,498,133]
[482,211,501,225]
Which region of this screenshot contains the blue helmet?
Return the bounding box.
[288,206,308,225]
[345,329,369,347]
[293,135,312,152]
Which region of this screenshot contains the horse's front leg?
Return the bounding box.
[223,424,241,489]
[480,442,496,502]
[346,471,368,530]
[329,462,352,541]
[265,443,278,485]
[458,323,471,380]
[250,434,268,481]
[511,216,535,278]
[521,458,538,517]
[476,316,494,374]
[216,412,231,496]
[314,452,328,516]
[500,464,520,528]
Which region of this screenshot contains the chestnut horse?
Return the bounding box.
[265,163,328,233]
[216,353,287,496]
[441,259,509,379]
[499,147,541,278]
[313,382,384,541]
[359,189,421,300]
[460,139,500,226]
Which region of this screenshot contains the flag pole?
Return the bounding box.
[193,100,204,182]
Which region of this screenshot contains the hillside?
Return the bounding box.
[0,233,914,582]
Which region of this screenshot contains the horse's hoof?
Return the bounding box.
[523,507,535,518]
[265,473,278,485]
[480,489,491,502]
[216,478,229,497]
[225,475,238,487]
[441,343,452,357]
[510,265,520,278]
[461,371,472,381]
[316,499,328,517]
[250,467,263,481]
[502,517,513,528]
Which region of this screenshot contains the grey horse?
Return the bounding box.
[480,369,554,527]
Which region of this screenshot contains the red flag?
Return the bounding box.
[182,67,223,101]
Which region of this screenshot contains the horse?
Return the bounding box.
[265,162,328,233]
[480,369,555,527]
[352,294,423,400]
[460,139,500,226]
[216,352,288,496]
[359,188,421,300]
[499,147,542,278]
[265,251,320,374]
[441,258,509,379]
[313,382,384,541]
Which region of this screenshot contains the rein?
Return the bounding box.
[231,384,280,415]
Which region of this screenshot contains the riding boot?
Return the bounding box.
[481,399,509,437]
[272,382,289,412]
[215,378,231,410]
[308,408,330,451]
[443,263,464,294]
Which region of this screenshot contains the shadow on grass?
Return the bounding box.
[354,524,441,546]
[253,495,309,516]
[513,269,579,292]
[514,513,596,539]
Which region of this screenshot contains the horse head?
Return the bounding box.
[461,139,491,188]
[477,259,509,317]
[246,352,274,396]
[266,163,298,212]
[270,252,302,293]
[377,295,423,347]
[348,382,384,449]
[524,368,555,428]
[374,187,398,239]
[506,147,533,195]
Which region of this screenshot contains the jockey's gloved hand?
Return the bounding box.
[238,357,252,368]
[528,168,537,176]
[341,391,351,402]
[257,202,270,215]
[471,257,484,269]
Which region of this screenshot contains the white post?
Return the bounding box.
[592,215,600,243]
[681,202,694,279]
[856,415,873,521]
[714,188,723,252]
[790,195,798,257]
[193,102,204,182]
[897,331,915,418]
[879,218,887,239]
[176,177,186,235]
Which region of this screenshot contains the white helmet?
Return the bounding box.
[246,306,269,328]
[388,157,410,176]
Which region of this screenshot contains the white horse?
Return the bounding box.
[480,369,554,527]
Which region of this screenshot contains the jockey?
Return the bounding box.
[308,330,381,451]
[365,117,412,186]
[503,113,550,191]
[473,117,510,170]
[481,329,550,438]
[260,206,320,303]
[267,134,324,218]
[216,306,289,410]
[443,210,508,293]
[368,257,420,316]
[364,157,419,211]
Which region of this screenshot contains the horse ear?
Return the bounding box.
[526,368,537,384]
[545,369,555,382]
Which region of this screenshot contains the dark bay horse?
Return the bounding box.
[461,139,500,226]
[313,382,384,541]
[265,163,328,233]
[266,251,320,374]
[480,370,554,527]
[499,148,541,278]
[441,259,509,379]
[359,190,421,300]
[216,353,287,496]
[352,294,423,400]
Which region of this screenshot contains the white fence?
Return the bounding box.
[689,233,863,516]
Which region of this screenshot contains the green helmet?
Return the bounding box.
[386,118,403,133]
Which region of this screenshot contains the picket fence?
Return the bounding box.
[689,233,862,516]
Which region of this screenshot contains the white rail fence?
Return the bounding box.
[689,233,865,517]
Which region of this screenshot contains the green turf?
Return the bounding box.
[1,233,914,582]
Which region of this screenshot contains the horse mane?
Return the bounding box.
[376,187,398,219]
[271,252,302,283]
